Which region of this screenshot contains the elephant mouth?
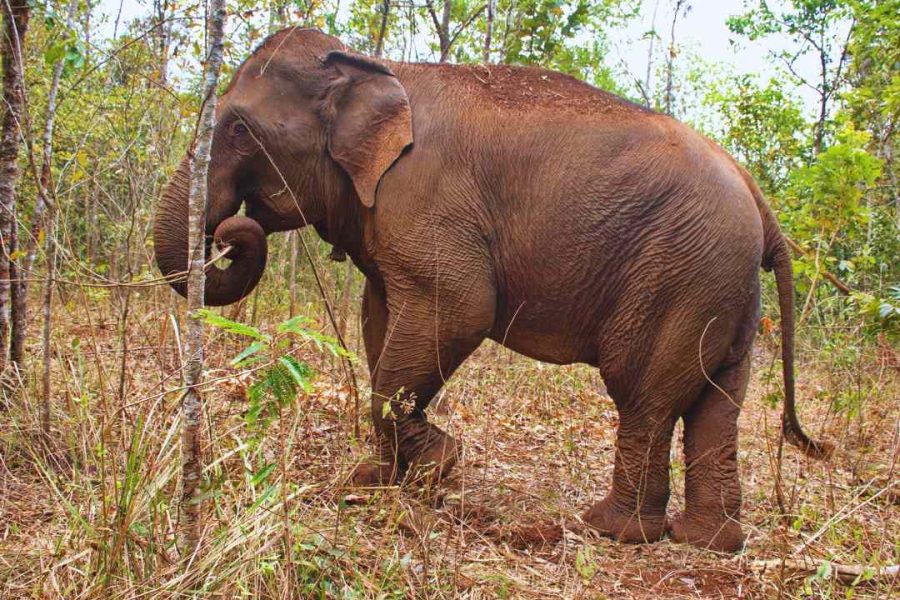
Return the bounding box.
[153,160,270,307]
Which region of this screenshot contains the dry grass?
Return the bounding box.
[1,275,898,599]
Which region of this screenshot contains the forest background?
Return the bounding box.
[1,0,898,598]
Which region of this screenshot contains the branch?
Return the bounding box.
[831,17,856,92]
[448,3,488,49]
[753,558,898,585]
[784,236,853,295]
[779,53,819,95]
[423,0,445,39]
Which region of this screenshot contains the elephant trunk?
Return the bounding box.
[153,156,268,306]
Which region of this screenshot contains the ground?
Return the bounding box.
[0,281,898,599]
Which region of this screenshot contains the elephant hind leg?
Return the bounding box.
[583,350,694,543]
[667,351,750,552]
[582,406,676,543]
[586,305,735,544]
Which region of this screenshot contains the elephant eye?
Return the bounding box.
[232,121,249,137]
[230,120,257,155]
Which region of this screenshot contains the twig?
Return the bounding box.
[753,557,898,585]
[784,236,853,295]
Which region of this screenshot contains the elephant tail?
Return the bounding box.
[751,176,834,460]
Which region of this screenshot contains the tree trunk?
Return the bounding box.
[483,0,493,63]
[337,260,353,340]
[0,0,30,375]
[289,231,298,318]
[374,0,391,58]
[179,0,227,554]
[439,0,451,62]
[643,0,661,108]
[40,213,57,440]
[664,1,687,116]
[154,0,171,84]
[33,0,77,437]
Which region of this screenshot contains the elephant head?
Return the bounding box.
[153,28,413,305]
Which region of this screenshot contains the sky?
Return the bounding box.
[93,0,829,116]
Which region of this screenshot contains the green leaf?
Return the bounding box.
[251,463,277,487]
[231,340,267,366]
[278,356,313,393]
[816,560,832,580]
[249,484,278,512]
[575,546,597,580]
[197,308,267,340]
[44,42,66,66]
[276,315,316,334]
[245,398,265,427]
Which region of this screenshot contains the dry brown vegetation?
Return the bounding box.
[1,264,897,599]
[1,2,899,598]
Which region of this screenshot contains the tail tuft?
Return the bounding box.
[782,414,834,460]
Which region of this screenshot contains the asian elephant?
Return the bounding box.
[153,28,832,552]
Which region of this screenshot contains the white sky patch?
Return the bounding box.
[94,0,837,120]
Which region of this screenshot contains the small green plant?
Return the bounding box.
[198,309,355,440]
[575,545,598,581]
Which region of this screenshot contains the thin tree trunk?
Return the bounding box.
[268,0,287,33]
[40,213,56,439]
[814,54,828,156]
[483,0,493,63]
[643,0,661,108]
[664,0,687,116]
[153,0,171,84]
[440,0,451,62]
[8,200,24,370]
[180,0,226,554]
[33,0,78,437]
[288,230,298,318]
[374,0,390,58]
[337,261,353,340]
[0,0,30,376]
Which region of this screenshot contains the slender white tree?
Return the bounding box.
[180,0,226,553]
[36,0,79,440]
[0,0,30,378]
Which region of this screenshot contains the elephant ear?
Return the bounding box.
[323,51,413,208]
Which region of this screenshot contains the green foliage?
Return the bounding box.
[783,122,883,242]
[491,0,638,88]
[41,13,84,75]
[706,75,810,194]
[198,309,354,439]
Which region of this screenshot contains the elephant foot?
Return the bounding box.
[350,459,403,486]
[667,512,745,552]
[351,438,405,486]
[582,497,666,544]
[406,427,460,485]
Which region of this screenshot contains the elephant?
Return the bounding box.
[153,27,832,552]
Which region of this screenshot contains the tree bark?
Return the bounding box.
[34,0,78,438]
[0,0,30,375]
[643,0,661,108]
[288,231,298,318]
[440,0,451,62]
[482,0,493,63]
[153,0,171,84]
[40,213,56,440]
[179,0,227,554]
[664,0,687,116]
[374,0,390,58]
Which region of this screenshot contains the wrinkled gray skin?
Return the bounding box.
[154,28,830,553]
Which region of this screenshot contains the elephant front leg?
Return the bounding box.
[352,298,485,486]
